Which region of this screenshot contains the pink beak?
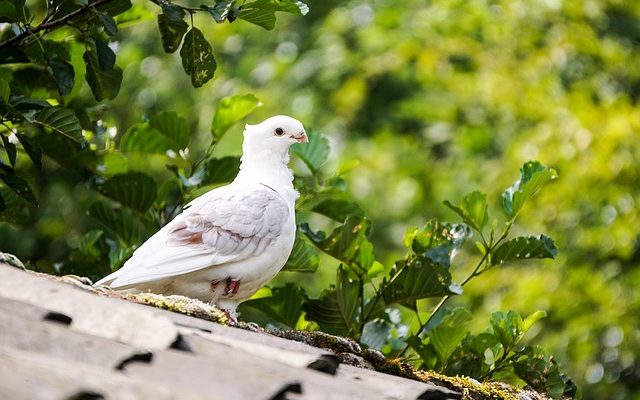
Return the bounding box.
[294,131,308,143]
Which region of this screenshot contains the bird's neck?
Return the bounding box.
[235,148,295,194]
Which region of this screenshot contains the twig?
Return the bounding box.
[0,0,118,50]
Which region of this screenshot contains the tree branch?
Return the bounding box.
[0,0,118,50]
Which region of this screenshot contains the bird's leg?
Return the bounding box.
[210,280,220,290]
[222,308,238,324]
[224,278,240,296]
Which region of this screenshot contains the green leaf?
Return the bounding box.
[381,258,455,307]
[84,48,123,101]
[120,123,171,154]
[161,3,185,22]
[239,0,309,30]
[1,134,16,167]
[513,346,574,399]
[311,196,365,222]
[428,307,472,364]
[180,27,217,88]
[282,231,320,272]
[211,94,261,139]
[444,190,488,232]
[33,106,83,143]
[0,192,5,212]
[501,161,558,218]
[291,129,329,174]
[0,186,36,224]
[97,11,118,36]
[0,165,37,206]
[149,111,190,150]
[0,79,9,102]
[15,134,42,169]
[491,235,558,266]
[242,283,304,328]
[87,199,152,245]
[302,216,371,266]
[157,13,188,53]
[522,310,547,334]
[96,0,132,17]
[45,51,75,96]
[303,266,360,336]
[94,37,116,70]
[360,319,391,351]
[489,310,523,350]
[202,1,236,23]
[200,156,241,186]
[99,172,158,212]
[406,220,471,267]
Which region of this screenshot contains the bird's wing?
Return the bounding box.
[98,183,290,287]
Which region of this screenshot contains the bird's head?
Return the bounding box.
[242,115,307,165]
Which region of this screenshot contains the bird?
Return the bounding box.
[95,115,308,322]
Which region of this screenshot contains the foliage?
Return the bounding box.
[1,1,639,399]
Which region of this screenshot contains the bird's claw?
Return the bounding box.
[211,278,240,297]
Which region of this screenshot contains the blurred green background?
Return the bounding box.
[1,0,639,398]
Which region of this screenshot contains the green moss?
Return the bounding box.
[126,292,229,324]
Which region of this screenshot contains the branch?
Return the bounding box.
[0,0,118,50]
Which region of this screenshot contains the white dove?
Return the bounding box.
[95,115,308,321]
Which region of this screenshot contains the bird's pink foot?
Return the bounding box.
[222,309,238,324]
[225,278,240,296]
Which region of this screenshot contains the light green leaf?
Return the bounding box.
[501,161,558,218]
[211,94,261,139]
[180,27,217,88]
[291,129,329,174]
[239,0,308,30]
[99,172,158,212]
[149,111,190,150]
[428,307,472,363]
[522,310,547,334]
[157,13,188,53]
[282,231,320,272]
[120,123,171,154]
[490,310,523,350]
[33,106,83,143]
[491,235,558,266]
[443,190,488,232]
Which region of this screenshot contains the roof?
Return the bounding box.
[0,262,463,400]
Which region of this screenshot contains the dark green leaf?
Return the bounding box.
[95,38,116,70]
[491,235,558,266]
[0,165,37,206]
[1,134,16,167]
[97,12,118,36]
[211,94,261,139]
[203,1,236,23]
[0,79,9,102]
[427,307,472,364]
[120,123,171,154]
[84,49,122,101]
[291,129,329,174]
[360,319,391,351]
[382,258,455,306]
[489,310,522,350]
[15,133,42,169]
[282,231,320,272]
[87,199,152,245]
[242,283,304,328]
[96,0,132,17]
[0,186,36,224]
[180,27,217,88]
[501,160,558,218]
[513,346,572,399]
[157,13,188,53]
[303,266,360,336]
[444,190,488,232]
[99,172,158,212]
[33,106,83,143]
[161,3,186,22]
[0,191,5,212]
[149,111,190,150]
[45,52,75,96]
[303,216,371,266]
[200,156,241,186]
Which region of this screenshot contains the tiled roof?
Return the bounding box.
[0,263,463,400]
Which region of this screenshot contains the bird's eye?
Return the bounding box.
[275,127,285,136]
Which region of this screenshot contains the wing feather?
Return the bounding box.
[97,184,290,287]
